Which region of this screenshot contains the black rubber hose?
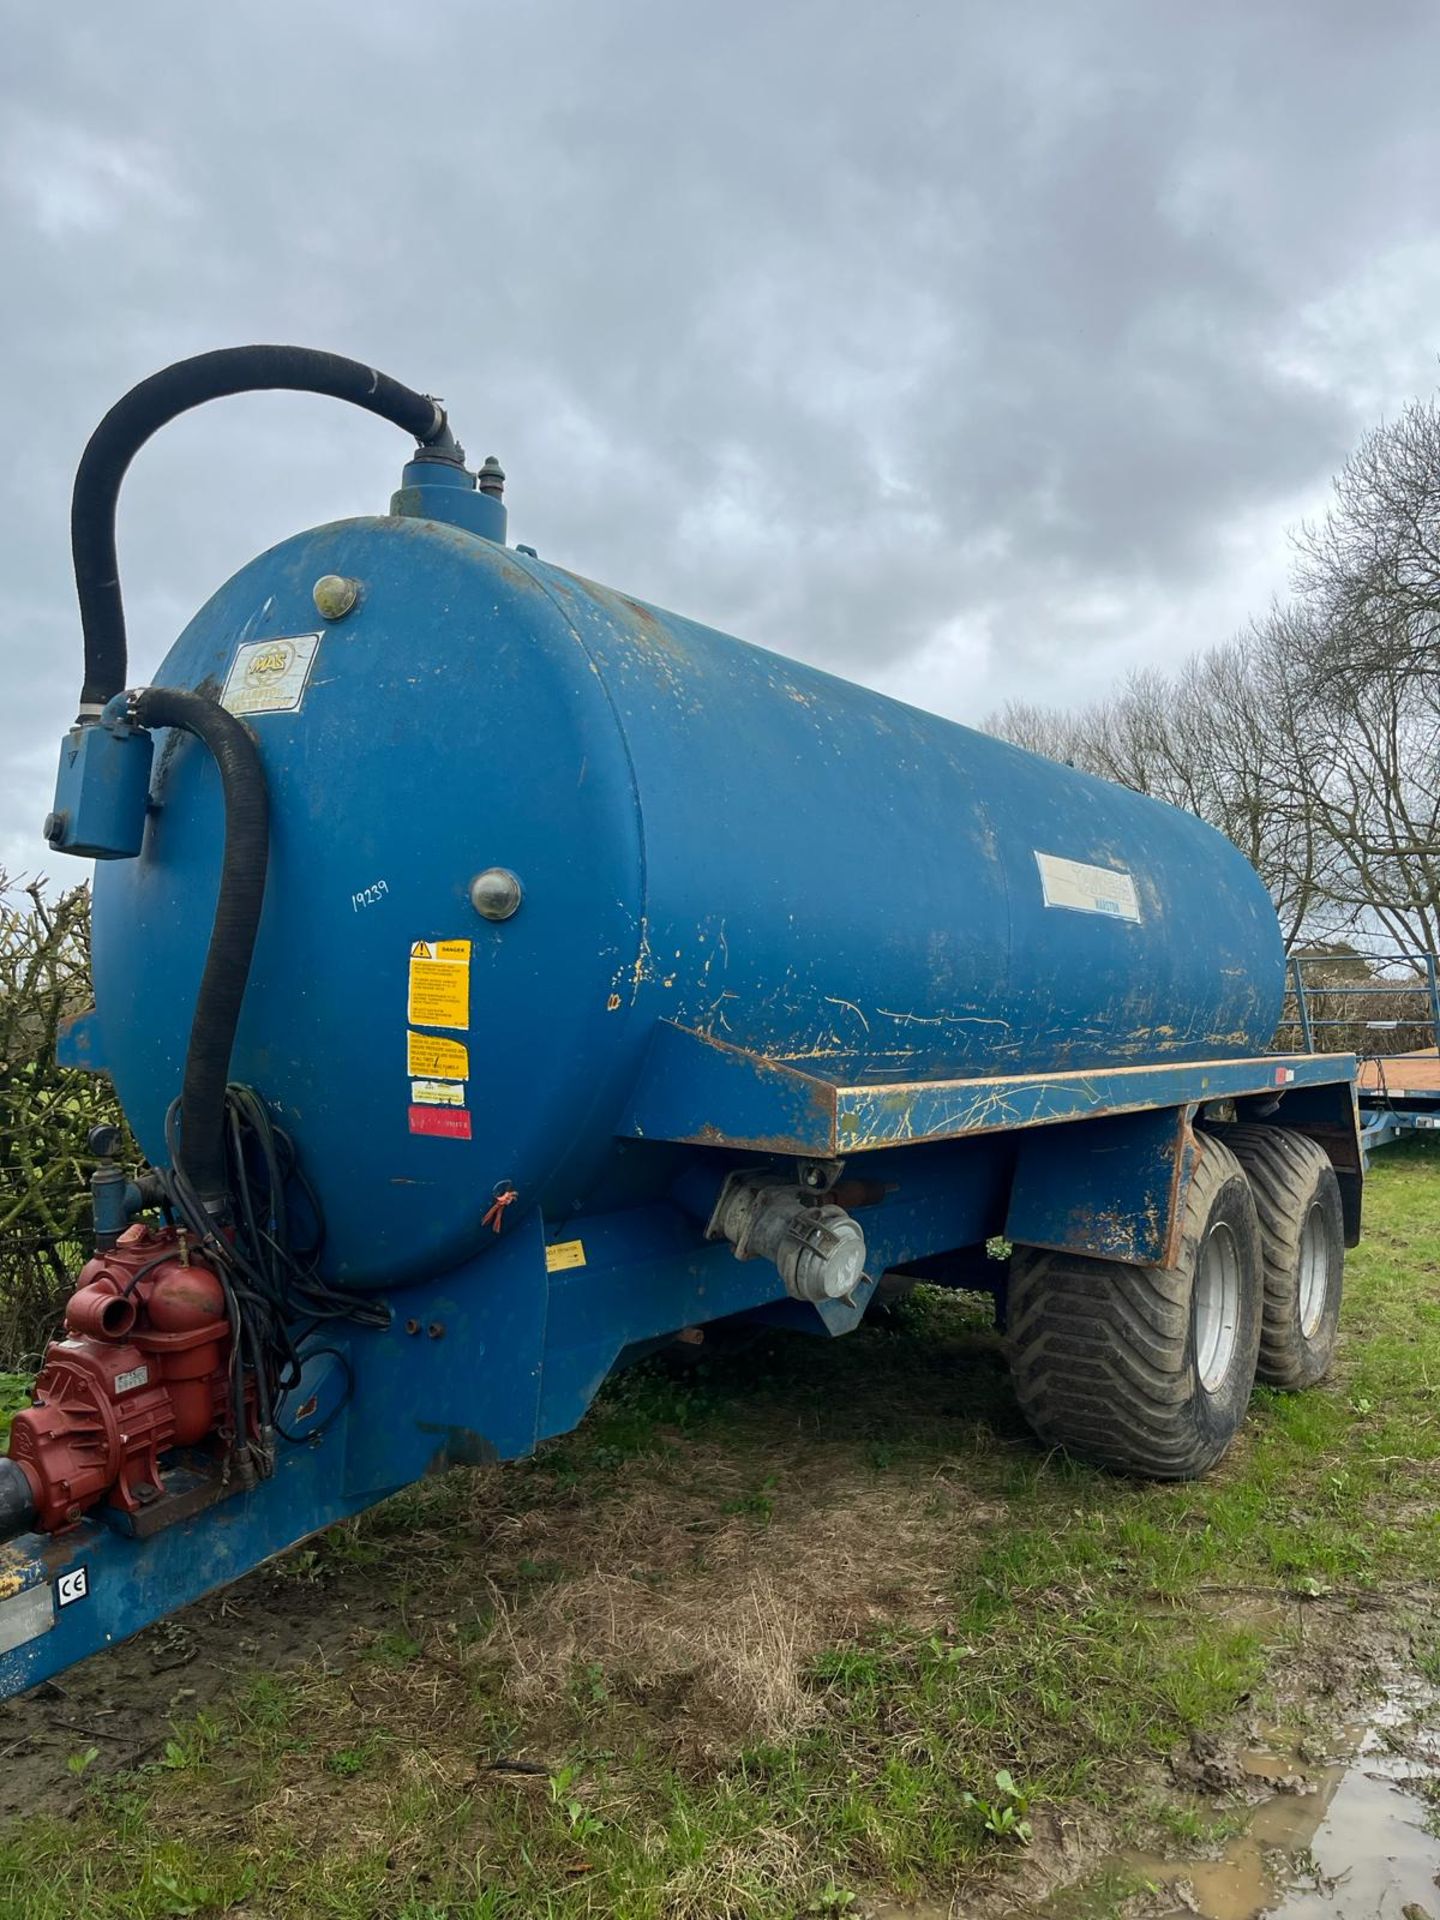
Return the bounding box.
[131,687,269,1208]
[72,345,457,713]
[0,1460,36,1542]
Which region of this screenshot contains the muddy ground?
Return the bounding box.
[1,1444,1436,1918]
[0,1141,1436,1918]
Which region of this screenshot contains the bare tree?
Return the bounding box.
[1296,394,1440,689]
[1286,603,1440,951]
[985,389,1440,961]
[986,640,1328,947]
[986,699,1104,771]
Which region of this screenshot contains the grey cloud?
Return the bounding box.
[4,1,1440,875]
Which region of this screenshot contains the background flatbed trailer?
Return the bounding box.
[1282,952,1440,1159]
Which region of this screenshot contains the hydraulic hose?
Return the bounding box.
[71,345,458,714]
[130,687,269,1208]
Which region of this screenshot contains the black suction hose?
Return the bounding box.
[0,1461,35,1539]
[130,687,269,1208]
[71,346,463,1204]
[72,345,458,713]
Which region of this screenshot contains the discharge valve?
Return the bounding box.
[707,1171,867,1303]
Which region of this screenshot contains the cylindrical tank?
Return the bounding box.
[91,509,1285,1287]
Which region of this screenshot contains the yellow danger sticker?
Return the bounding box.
[409,939,471,964]
[408,939,470,1031]
[545,1239,587,1273]
[407,1031,470,1080]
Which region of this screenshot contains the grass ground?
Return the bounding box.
[0,1137,1437,1918]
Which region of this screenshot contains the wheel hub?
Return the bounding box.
[1195,1220,1241,1394]
[1297,1203,1328,1338]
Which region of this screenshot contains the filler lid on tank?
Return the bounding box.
[389,453,507,544]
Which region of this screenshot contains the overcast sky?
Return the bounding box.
[5,1,1440,878]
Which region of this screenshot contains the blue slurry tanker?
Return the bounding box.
[0,348,1357,1697]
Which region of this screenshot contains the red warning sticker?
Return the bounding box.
[408,1105,472,1140]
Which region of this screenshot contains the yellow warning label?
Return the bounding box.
[408,940,470,1031]
[410,939,472,963]
[408,936,470,960]
[411,1078,466,1107]
[545,1239,587,1273]
[407,1032,470,1080]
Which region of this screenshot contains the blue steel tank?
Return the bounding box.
[89,464,1286,1289]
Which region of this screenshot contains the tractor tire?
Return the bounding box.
[1006,1135,1262,1479]
[1208,1124,1344,1390]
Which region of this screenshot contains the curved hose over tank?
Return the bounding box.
[73,346,465,1206]
[71,344,460,714]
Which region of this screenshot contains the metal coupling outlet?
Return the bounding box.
[708,1173,867,1304]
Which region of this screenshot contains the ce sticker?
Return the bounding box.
[56,1566,88,1608]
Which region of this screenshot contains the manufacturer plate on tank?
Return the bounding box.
[1035,851,1141,923]
[220,633,322,716]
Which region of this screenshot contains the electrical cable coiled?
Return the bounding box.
[154,1085,388,1478]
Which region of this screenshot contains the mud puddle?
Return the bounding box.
[1082,1684,1440,1919]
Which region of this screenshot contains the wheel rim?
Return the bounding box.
[1297,1203,1329,1338]
[1194,1220,1241,1394]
